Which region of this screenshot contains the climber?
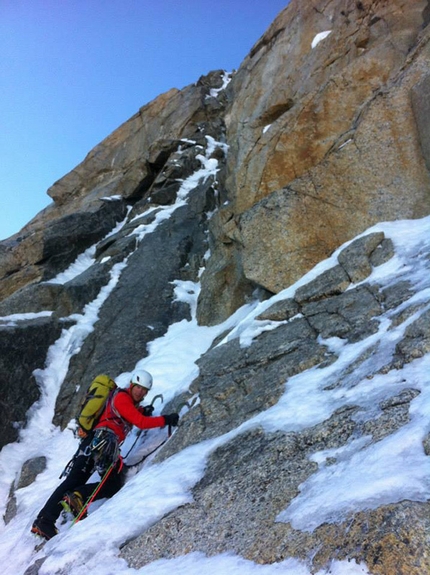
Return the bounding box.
[31,369,179,541]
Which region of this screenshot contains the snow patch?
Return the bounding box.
[312,30,332,48]
[0,311,53,326]
[208,71,232,98]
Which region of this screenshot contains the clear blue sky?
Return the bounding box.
[0,0,289,241]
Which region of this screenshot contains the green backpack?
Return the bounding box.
[76,374,117,438]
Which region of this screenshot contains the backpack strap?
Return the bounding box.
[96,388,132,437]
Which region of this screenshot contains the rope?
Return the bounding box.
[122,429,147,460]
[124,430,171,468]
[72,457,122,525]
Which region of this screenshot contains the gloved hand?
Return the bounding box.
[163,413,179,427]
[139,404,154,416]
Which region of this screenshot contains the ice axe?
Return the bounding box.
[176,396,198,414]
[150,393,164,408]
[166,396,197,437]
[137,393,163,429]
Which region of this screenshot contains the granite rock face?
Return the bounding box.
[0,317,65,449]
[0,71,227,303]
[2,2,430,324]
[199,0,430,323]
[1,2,430,574]
[0,69,229,446]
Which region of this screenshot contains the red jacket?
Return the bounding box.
[95,386,166,443]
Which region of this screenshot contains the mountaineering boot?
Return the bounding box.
[31,516,58,540]
[61,490,86,519]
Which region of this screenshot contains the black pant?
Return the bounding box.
[37,435,126,523]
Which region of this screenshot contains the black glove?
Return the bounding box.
[163,413,179,427]
[141,404,154,416]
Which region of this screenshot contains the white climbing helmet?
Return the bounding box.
[130,369,153,391]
